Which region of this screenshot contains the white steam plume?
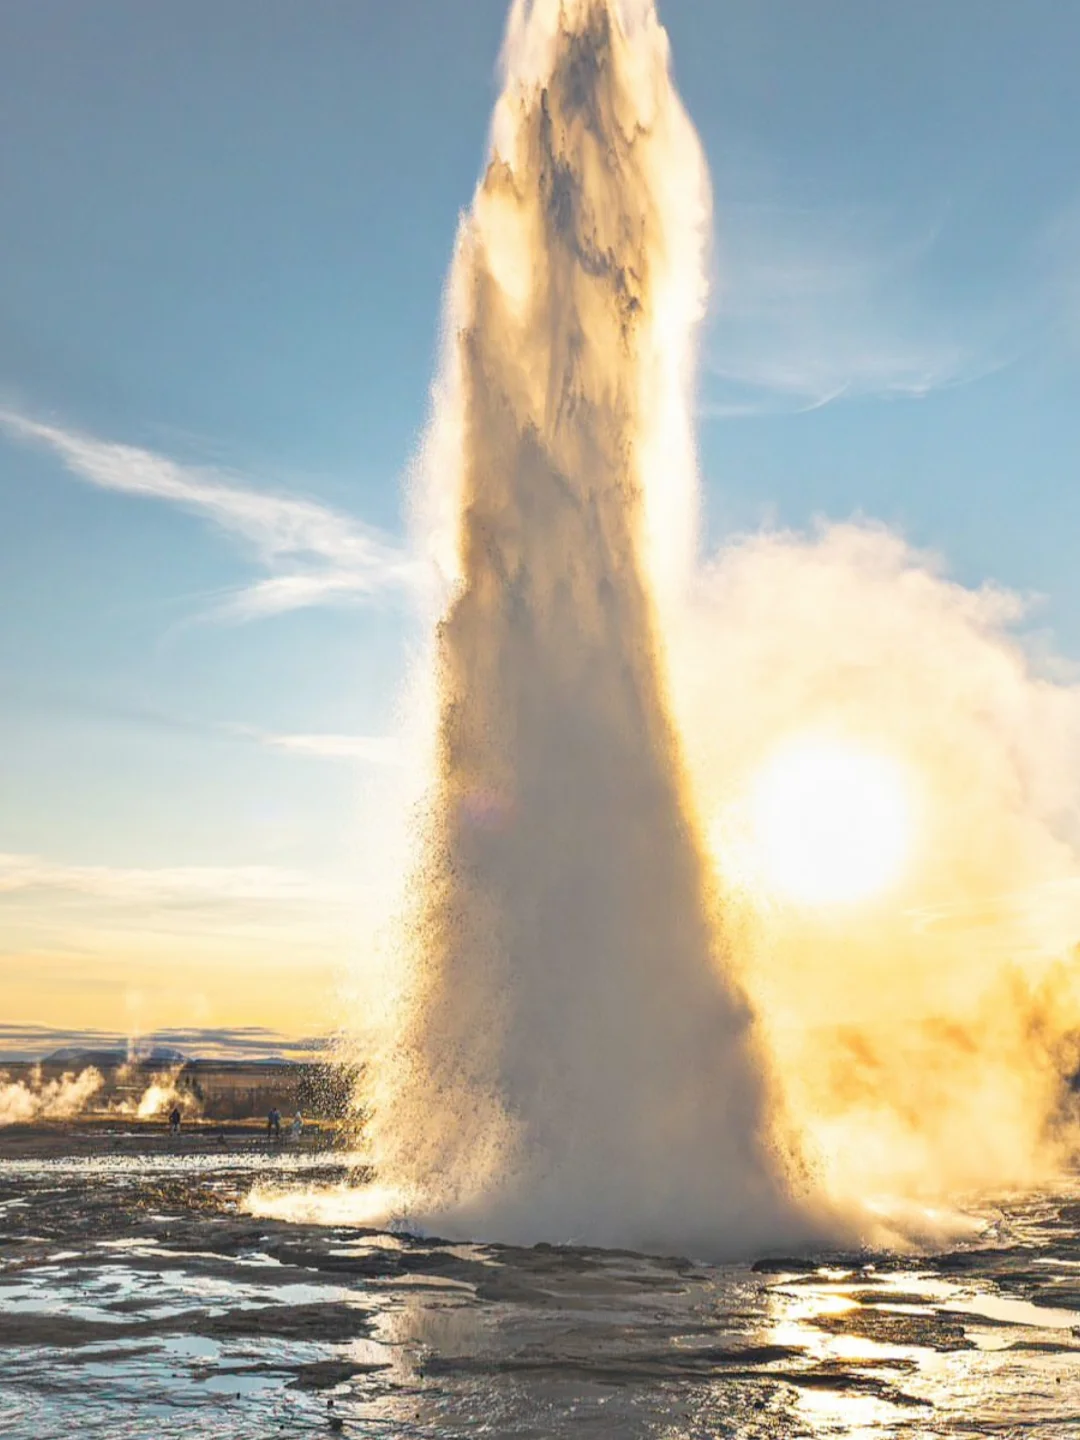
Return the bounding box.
[673,523,1080,1211]
[133,1073,200,1121]
[0,1068,104,1127]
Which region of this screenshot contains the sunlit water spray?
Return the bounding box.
[348,0,816,1256]
[253,0,824,1255]
[250,0,1080,1250]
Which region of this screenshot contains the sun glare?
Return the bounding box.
[747,736,914,908]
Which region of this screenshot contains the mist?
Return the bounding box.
[0,1068,105,1127]
[674,521,1080,1219]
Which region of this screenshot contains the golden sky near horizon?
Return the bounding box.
[1,944,343,1040]
[0,867,354,1039]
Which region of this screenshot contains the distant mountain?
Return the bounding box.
[42,1045,188,1068]
[0,1023,327,1064]
[127,1046,189,1066]
[41,1047,125,1067]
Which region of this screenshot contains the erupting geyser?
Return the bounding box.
[245,0,1080,1253]
[357,0,811,1254]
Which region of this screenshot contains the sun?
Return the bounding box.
[746,736,914,908]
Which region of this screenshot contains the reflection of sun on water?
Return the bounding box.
[738,736,915,908]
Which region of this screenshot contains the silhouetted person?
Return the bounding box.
[169,1106,181,1136]
[267,1107,281,1141]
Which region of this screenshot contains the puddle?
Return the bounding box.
[7,1150,1080,1437]
[947,1292,1080,1331]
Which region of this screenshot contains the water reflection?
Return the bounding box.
[6,1158,1080,1437]
[758,1239,1080,1435]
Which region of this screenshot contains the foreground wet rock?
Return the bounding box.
[4,1126,1080,1437]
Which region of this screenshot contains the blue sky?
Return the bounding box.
[1,0,1077,1035]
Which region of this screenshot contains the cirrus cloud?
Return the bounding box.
[0,408,423,620]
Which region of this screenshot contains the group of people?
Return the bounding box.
[166,1104,304,1143]
[266,1107,303,1142]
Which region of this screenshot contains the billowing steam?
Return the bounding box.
[0,1063,202,1127]
[675,522,1080,1212]
[0,1067,104,1127]
[128,1069,201,1121]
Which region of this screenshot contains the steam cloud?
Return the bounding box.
[674,523,1080,1214]
[0,1068,104,1127]
[123,1068,201,1121]
[0,1063,202,1127]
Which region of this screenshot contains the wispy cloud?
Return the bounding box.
[0,408,421,619]
[0,853,341,907]
[0,682,403,766]
[703,202,995,417]
[259,731,403,764]
[218,720,402,764]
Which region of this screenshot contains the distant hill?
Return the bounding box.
[42,1046,188,1069]
[0,1025,326,1064]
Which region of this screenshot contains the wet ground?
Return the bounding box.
[3,1128,1080,1437]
